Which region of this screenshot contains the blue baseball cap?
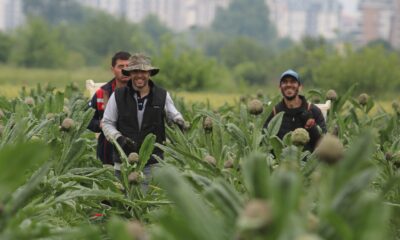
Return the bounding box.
[280,69,301,84]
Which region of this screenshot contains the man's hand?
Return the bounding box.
[300,111,316,129]
[174,118,190,131]
[116,136,137,154]
[304,118,316,129]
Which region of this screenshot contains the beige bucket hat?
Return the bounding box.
[122,53,160,76]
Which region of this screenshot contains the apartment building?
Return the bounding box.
[80,0,229,31]
[359,0,393,45]
[390,0,400,48]
[0,0,23,31]
[266,0,341,41]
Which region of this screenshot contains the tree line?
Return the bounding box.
[0,0,399,94]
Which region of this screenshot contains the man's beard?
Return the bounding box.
[281,88,298,100]
[284,95,296,100]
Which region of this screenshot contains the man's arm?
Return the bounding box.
[164,92,188,130]
[304,105,326,145]
[87,94,102,132]
[101,93,122,141]
[164,92,184,122]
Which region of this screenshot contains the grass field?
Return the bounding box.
[0,65,397,111]
[0,65,245,106]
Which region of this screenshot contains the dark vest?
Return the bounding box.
[273,96,321,152]
[114,81,166,165]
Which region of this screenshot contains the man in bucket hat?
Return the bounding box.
[263,69,326,152]
[102,53,186,179]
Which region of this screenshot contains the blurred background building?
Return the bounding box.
[359,0,400,48]
[1,0,400,49]
[80,0,230,31]
[0,0,24,31]
[266,0,342,41]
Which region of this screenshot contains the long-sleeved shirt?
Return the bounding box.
[102,91,183,141]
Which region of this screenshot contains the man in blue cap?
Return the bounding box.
[263,69,326,152]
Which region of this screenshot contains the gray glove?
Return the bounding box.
[174,118,189,131]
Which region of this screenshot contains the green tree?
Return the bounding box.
[312,45,400,93]
[233,62,267,85]
[78,12,138,64]
[141,15,171,47]
[219,37,270,68]
[154,40,229,91]
[0,32,12,63]
[130,15,173,56]
[212,0,276,44]
[9,17,67,68]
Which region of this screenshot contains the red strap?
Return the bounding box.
[111,80,116,92]
[96,89,105,111]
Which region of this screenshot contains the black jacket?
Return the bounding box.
[263,95,327,152]
[88,79,116,165]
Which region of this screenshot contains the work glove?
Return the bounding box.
[174,118,190,131]
[116,136,137,154]
[300,111,316,130]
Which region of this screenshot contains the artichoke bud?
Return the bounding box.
[204,155,216,166]
[24,97,35,105]
[315,134,344,165]
[61,118,75,131]
[46,113,55,120]
[128,171,143,185]
[237,199,272,231]
[385,152,393,161]
[63,106,70,115]
[128,152,139,164]
[358,93,369,106]
[291,128,310,146]
[248,99,264,115]
[326,89,338,101]
[224,158,234,169]
[203,116,213,132]
[125,220,147,240]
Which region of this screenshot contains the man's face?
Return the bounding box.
[280,76,301,100]
[130,70,151,89]
[111,59,130,84]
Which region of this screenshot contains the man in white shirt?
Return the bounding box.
[102,53,186,177]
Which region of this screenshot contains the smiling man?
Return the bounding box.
[102,53,186,178]
[263,69,326,152]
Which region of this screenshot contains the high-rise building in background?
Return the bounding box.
[359,0,393,45]
[0,0,24,31]
[80,0,229,31]
[266,0,341,41]
[0,0,4,30]
[390,0,400,48]
[2,0,400,49]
